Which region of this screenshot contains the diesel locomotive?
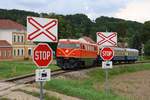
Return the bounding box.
[56,37,139,69]
[56,37,98,69]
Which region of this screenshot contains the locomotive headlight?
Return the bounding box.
[65,49,69,53]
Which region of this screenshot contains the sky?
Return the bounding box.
[0,0,149,23]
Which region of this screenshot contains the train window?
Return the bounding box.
[58,43,80,48]
[94,47,97,51]
[82,45,85,49]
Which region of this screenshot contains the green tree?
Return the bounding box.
[141,21,150,43]
[144,40,150,56]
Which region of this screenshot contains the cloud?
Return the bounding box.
[46,0,128,20]
[17,0,48,9]
[115,0,150,23]
[0,0,128,17]
[2,0,150,22]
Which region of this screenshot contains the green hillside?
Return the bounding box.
[0,9,150,55]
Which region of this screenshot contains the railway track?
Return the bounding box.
[2,61,150,84]
[2,69,68,84]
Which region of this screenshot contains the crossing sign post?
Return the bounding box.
[27,16,58,42]
[27,16,57,100]
[33,43,53,100]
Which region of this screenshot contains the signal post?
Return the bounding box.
[97,32,117,95]
[27,16,58,100]
[100,47,114,95]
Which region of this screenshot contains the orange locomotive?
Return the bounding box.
[56,37,98,69]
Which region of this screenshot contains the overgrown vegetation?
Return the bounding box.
[0,61,59,79]
[45,63,150,100]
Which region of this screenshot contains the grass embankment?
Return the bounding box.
[0,61,59,79]
[45,63,150,100]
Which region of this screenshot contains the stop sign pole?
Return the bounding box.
[33,43,53,100]
[100,47,114,95]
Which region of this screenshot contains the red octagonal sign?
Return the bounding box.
[33,43,53,68]
[100,47,114,61]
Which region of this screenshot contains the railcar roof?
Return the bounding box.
[125,48,139,52]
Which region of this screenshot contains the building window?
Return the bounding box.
[13,49,16,56]
[13,35,16,42]
[8,50,11,57]
[21,49,24,56]
[18,36,20,42]
[28,48,32,56]
[21,36,24,43]
[4,51,7,57]
[17,49,20,56]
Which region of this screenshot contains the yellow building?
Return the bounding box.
[12,32,35,60]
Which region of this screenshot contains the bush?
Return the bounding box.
[144,40,150,56]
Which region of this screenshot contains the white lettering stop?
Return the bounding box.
[102,51,112,56]
[35,51,51,60]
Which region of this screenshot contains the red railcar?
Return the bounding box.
[56,37,98,69]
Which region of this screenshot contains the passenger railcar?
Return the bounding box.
[97,47,139,63]
[125,48,139,62]
[56,38,98,69]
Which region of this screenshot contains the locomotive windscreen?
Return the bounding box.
[58,43,80,48]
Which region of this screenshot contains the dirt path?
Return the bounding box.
[0,82,81,100]
[3,91,39,100]
[111,70,150,100]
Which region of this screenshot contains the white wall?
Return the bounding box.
[0,29,26,44]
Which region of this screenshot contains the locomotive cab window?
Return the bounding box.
[58,43,80,48]
[81,44,85,49]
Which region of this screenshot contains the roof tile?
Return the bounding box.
[0,40,12,47]
[0,19,25,30]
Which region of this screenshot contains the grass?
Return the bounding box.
[44,63,150,100]
[89,63,150,82]
[138,56,150,61]
[0,98,9,100]
[0,60,59,79]
[45,79,126,100]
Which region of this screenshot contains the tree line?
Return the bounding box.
[0,9,150,55]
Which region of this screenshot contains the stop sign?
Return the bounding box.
[100,47,114,61]
[33,43,53,67]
